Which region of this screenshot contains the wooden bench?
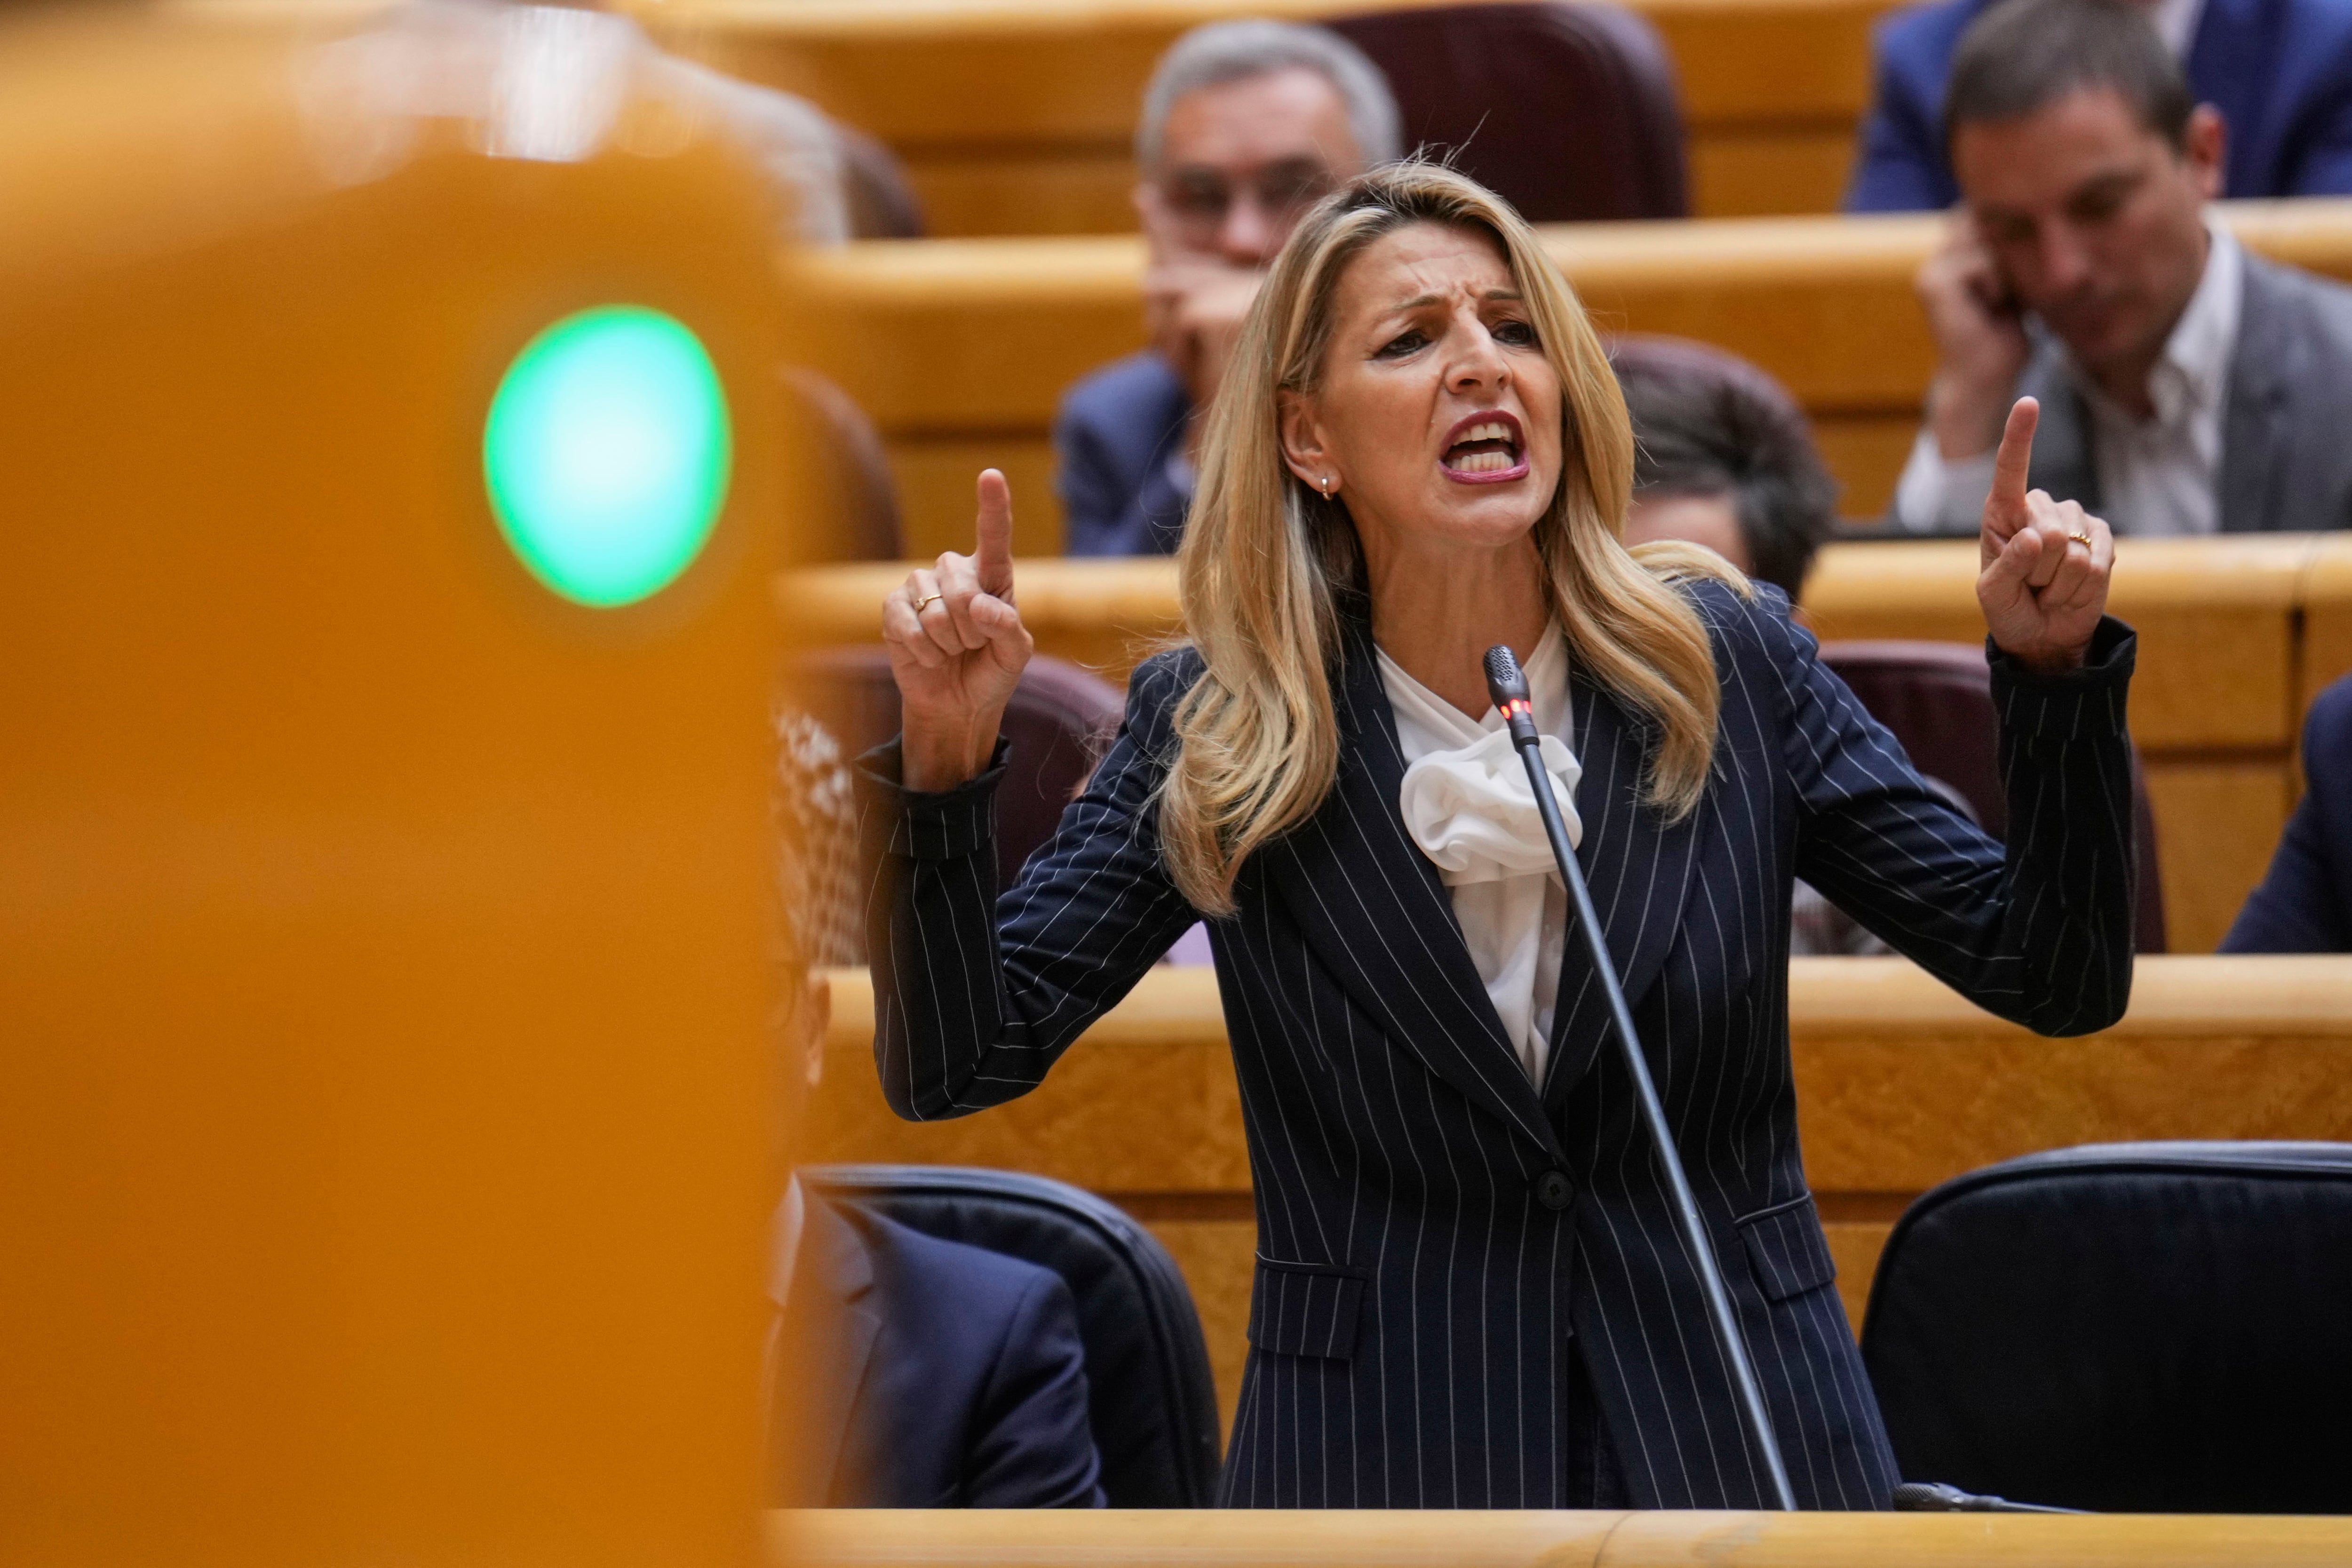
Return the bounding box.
[658,0,1902,233]
[779,200,2352,548]
[781,529,2336,950]
[807,956,2352,1437]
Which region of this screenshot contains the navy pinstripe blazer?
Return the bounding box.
[862,579,2137,1511]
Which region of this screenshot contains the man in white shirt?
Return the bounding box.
[1894,0,2352,536]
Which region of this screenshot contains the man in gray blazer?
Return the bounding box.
[1893,0,2352,537]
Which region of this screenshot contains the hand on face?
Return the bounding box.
[1916,211,2033,460]
[882,470,1033,790]
[1277,222,1563,561]
[1137,67,1363,417]
[1144,260,1263,412]
[1976,398,2113,674]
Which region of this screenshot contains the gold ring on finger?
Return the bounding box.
[2067,531,2092,548]
[913,592,942,611]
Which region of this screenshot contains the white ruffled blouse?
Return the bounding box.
[1378,627,1582,1085]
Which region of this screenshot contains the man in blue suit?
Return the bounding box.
[2224,673,2352,950]
[1848,0,2352,211]
[1055,20,1398,555]
[768,1170,1106,1507]
[765,724,1104,1507]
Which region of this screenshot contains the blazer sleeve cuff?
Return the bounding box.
[857,736,1011,860]
[1985,615,2136,708]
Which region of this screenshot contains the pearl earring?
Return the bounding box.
[1320,475,1334,494]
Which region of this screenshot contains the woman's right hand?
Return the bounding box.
[883,469,1033,791]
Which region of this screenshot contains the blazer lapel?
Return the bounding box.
[2218,255,2294,533]
[1541,673,1704,1108]
[1262,613,1564,1159]
[776,1198,881,1507]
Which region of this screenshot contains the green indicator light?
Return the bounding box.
[484,305,731,607]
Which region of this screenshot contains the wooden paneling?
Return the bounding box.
[779,531,2337,945]
[1804,535,2310,752]
[1647,0,1880,125]
[904,150,1138,240]
[810,958,2352,1431]
[1139,1218,1256,1435]
[781,540,2317,749]
[777,557,1183,675]
[783,1505,2352,1565]
[2299,532,2352,709]
[808,965,1248,1191]
[2142,762,2295,953]
[657,0,1901,232]
[1810,414,1915,518]
[1689,127,1859,219]
[885,436,1064,558]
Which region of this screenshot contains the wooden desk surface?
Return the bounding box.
[780,1504,2352,1566]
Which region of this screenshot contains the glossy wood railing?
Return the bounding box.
[779,531,2346,949]
[806,956,2352,1432]
[780,1507,2352,1566]
[657,0,1898,235]
[778,200,2352,549]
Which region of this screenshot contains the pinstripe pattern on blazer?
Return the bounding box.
[861,579,2138,1511]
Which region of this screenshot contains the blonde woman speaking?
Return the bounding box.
[866,165,2131,1510]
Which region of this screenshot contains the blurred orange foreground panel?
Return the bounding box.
[0,8,791,1565]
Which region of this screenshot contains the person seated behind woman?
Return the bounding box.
[1609,338,1886,953]
[864,163,2136,1509]
[767,715,1102,1509]
[1612,337,1837,602]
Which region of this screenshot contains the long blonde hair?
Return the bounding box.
[1161,162,1739,916]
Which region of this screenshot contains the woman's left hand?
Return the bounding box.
[1976,397,2113,676]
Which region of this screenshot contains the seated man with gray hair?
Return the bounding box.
[1055,19,1399,555]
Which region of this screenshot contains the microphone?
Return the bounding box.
[1893,1481,2082,1514]
[1484,644,1800,1513]
[1483,644,1542,748]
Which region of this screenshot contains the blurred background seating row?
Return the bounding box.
[806,957,2352,1448]
[780,527,2352,951]
[776,200,2352,554]
[642,0,1887,230]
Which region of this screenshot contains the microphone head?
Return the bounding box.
[1483,644,1530,708]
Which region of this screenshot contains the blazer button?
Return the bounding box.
[1535,1170,1574,1211]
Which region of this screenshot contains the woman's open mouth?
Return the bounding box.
[1439,410,1528,484]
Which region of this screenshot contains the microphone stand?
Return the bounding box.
[1485,645,1799,1513]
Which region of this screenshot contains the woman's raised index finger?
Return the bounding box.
[1987,397,2040,532]
[974,469,1015,599]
